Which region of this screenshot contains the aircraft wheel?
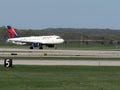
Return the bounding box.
[30,46,33,49]
[39,46,43,49]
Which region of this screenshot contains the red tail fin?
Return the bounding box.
[7,26,18,38]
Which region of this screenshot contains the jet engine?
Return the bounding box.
[33,43,40,47]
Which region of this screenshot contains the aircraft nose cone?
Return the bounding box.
[61,39,64,43]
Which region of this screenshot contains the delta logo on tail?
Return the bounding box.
[6,26,64,49]
[7,26,18,38]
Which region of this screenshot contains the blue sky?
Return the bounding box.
[0,0,120,29]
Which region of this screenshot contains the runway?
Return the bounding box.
[1,60,120,66]
[1,48,120,66]
[1,48,120,58]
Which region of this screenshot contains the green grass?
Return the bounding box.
[57,43,120,50]
[1,43,120,50]
[0,66,120,90]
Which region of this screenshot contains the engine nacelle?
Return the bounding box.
[33,43,40,47]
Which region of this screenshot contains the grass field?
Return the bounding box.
[57,43,120,50]
[1,43,120,50]
[0,65,120,90]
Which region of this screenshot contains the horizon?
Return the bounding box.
[1,25,120,30]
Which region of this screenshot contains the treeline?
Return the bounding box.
[1,26,120,45]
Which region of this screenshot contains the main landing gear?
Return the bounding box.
[39,46,43,49]
[29,46,43,49]
[30,46,33,49]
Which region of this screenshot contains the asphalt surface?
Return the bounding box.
[1,48,120,66]
[1,48,120,57]
[12,60,120,66]
[1,60,120,66]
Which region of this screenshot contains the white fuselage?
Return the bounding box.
[7,35,64,45]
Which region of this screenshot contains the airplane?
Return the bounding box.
[7,26,64,49]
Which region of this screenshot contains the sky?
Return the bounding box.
[0,0,120,29]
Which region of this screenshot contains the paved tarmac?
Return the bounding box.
[0,48,120,57]
[0,48,120,66]
[1,60,120,66]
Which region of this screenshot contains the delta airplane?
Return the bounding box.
[7,26,64,49]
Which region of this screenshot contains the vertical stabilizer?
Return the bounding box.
[7,26,18,38]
